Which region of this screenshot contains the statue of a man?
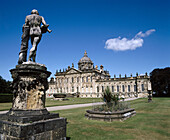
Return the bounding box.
[18,9,51,64]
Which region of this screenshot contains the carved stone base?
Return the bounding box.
[10,63,51,110]
[0,63,67,139]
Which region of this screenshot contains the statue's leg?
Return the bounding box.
[29,36,41,62]
[29,36,35,61]
[18,31,29,64]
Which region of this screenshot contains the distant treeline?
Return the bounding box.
[150,67,170,97]
[0,76,12,94]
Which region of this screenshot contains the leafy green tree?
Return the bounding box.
[0,76,12,94]
[150,67,170,97]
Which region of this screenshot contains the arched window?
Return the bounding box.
[97,86,99,93]
[134,85,136,92]
[141,84,144,91]
[117,85,119,92]
[86,77,88,82]
[102,86,104,92]
[72,77,74,83]
[128,85,131,92]
[90,86,92,93]
[112,86,114,92]
[86,86,88,92]
[122,85,125,92]
[72,87,74,92]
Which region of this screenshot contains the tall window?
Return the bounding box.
[141,84,144,91]
[91,76,93,82]
[90,86,92,93]
[97,86,99,93]
[112,86,114,92]
[122,85,125,92]
[86,86,88,92]
[72,77,74,83]
[134,85,136,92]
[77,77,79,83]
[128,85,130,92]
[102,86,104,92]
[67,78,68,83]
[67,87,68,93]
[86,77,88,82]
[82,77,84,82]
[77,87,79,92]
[72,87,74,92]
[117,85,119,92]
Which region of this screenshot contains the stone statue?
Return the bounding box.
[18,9,52,64]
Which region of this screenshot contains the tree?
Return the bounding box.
[0,76,12,94]
[150,67,170,97]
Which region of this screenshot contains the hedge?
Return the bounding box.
[0,94,13,103]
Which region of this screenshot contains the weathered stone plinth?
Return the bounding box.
[85,108,136,122]
[0,63,67,140]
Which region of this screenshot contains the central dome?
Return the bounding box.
[78,51,92,63]
[78,51,94,71]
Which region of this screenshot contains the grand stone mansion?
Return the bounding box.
[46,51,151,98]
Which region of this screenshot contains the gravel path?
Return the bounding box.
[0,97,139,114]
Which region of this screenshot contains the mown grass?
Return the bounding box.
[0,98,102,111]
[53,98,170,140]
[45,97,102,107]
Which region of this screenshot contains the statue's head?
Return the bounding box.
[31,9,39,15]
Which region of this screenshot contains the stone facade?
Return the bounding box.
[46,51,151,98]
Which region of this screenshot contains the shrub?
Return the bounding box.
[94,87,129,112]
[102,87,119,107]
[0,94,13,103]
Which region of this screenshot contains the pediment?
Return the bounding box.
[66,68,81,74]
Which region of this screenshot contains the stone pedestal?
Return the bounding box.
[0,63,67,140]
[85,108,136,122]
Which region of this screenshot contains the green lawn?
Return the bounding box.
[53,98,170,140]
[0,98,102,111]
[45,97,101,107]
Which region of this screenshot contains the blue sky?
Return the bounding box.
[0,0,170,81]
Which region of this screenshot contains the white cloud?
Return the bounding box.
[105,29,155,51]
[135,29,156,38]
